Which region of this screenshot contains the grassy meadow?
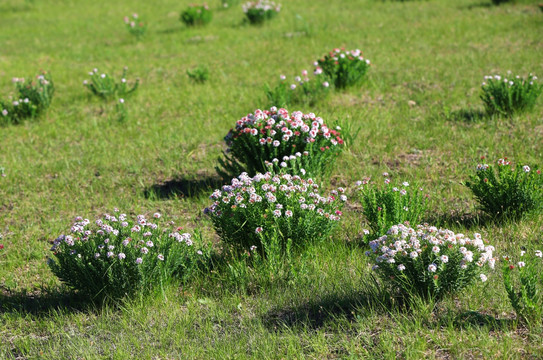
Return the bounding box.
[1,0,542,358]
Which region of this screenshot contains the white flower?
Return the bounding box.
[428,264,437,272]
[402,182,409,187]
[440,255,449,263]
[535,250,542,258]
[1,109,8,116]
[157,254,164,261]
[480,274,487,282]
[518,261,525,268]
[118,253,126,260]
[135,257,143,264]
[322,81,329,88]
[290,84,296,90]
[398,264,406,271]
[523,165,530,173]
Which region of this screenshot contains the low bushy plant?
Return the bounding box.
[502,249,543,326]
[1,72,54,125]
[356,174,429,238]
[316,48,371,89]
[265,68,331,107]
[242,0,280,24]
[217,107,344,179]
[187,65,210,83]
[180,4,212,26]
[83,67,139,100]
[123,13,147,39]
[48,211,211,302]
[204,172,346,256]
[464,158,542,220]
[367,224,495,302]
[481,74,541,116]
[116,98,128,122]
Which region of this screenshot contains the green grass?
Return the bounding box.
[1,0,542,357]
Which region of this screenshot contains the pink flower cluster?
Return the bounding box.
[225,107,343,149]
[317,48,370,66]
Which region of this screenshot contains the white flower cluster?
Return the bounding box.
[482,73,538,87]
[242,0,281,13]
[368,223,495,280]
[205,171,345,221]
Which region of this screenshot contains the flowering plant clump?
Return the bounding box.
[217,107,344,179]
[180,4,212,26]
[83,67,139,101]
[265,69,332,108]
[242,0,281,25]
[356,174,429,239]
[48,211,211,301]
[204,172,346,255]
[464,158,542,220]
[480,74,541,116]
[502,250,543,326]
[1,72,54,125]
[367,224,495,302]
[316,48,371,89]
[124,13,147,39]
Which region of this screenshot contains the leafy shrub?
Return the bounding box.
[356,174,429,239]
[204,172,346,256]
[265,68,331,107]
[180,4,212,26]
[1,72,54,125]
[123,13,147,39]
[217,107,344,179]
[481,74,541,116]
[187,65,210,83]
[242,0,281,24]
[316,48,371,89]
[48,211,211,302]
[464,158,542,220]
[502,249,543,326]
[367,224,495,302]
[83,67,139,100]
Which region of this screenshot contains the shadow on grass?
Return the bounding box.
[144,175,224,199]
[462,2,493,10]
[262,279,393,330]
[446,108,486,122]
[0,287,94,315]
[436,310,516,331]
[157,26,183,35]
[426,210,491,230]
